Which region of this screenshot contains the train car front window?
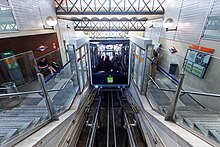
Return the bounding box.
[90,38,130,87]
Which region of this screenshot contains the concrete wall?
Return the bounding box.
[144,0,220,111]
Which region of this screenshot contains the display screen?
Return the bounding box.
[183,49,211,78]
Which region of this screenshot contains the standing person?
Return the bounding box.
[151,50,159,80]
[38,58,56,75]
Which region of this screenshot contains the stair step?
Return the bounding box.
[0,113,48,118]
[163,106,204,111]
[0,117,42,126]
[0,129,18,143]
[0,111,48,115]
[188,118,220,121]
[4,109,49,113]
[176,113,220,117]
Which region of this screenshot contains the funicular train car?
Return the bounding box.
[89,38,130,88]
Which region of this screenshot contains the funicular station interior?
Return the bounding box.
[1,0,220,147]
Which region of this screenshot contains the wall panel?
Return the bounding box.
[0,0,9,6]
[174,0,212,44]
[10,0,56,31]
[161,0,183,39]
[210,0,220,16]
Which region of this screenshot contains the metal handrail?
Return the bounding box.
[147,56,220,98]
[149,76,220,98]
[117,91,137,147]
[45,58,74,83]
[147,56,179,85]
[0,72,76,99]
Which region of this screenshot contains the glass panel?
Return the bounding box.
[41,45,79,113]
[76,49,83,91]
[146,48,220,144]
[81,46,88,84]
[137,49,145,90]
[130,43,136,76]
[203,16,220,40]
[0,6,18,33]
[133,45,141,85]
[0,51,49,146]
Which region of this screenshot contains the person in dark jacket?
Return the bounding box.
[38,58,56,75]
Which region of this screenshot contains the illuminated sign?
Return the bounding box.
[107,76,113,83]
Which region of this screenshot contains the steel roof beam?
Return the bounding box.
[56,11,164,15]
[55,0,165,15]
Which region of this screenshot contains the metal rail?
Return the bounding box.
[125,87,165,147]
[107,93,110,147]
[87,99,101,147]
[111,92,117,147]
[124,111,137,147]
[116,91,137,147]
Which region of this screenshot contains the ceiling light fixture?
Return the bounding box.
[163,18,177,32]
[43,16,57,30]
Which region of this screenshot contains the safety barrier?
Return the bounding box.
[147,57,179,85]
[45,58,73,83]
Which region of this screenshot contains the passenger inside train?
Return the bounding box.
[90,38,130,85]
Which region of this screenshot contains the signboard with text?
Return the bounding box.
[183,49,211,78]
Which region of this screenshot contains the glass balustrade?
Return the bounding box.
[0,45,89,146]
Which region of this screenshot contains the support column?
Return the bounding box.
[37,73,58,121]
[165,73,185,121]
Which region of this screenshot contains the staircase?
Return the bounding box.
[0,105,61,145]
[160,106,220,143]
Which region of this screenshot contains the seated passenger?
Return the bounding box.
[104,55,111,72]
[96,57,104,72]
[38,58,56,75]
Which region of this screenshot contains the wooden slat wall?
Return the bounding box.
[0,33,60,60]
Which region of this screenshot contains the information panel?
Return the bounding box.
[183,49,211,78]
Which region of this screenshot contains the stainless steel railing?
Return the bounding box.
[149,73,220,121]
[0,71,76,99]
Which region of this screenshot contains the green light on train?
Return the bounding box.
[107,76,113,83]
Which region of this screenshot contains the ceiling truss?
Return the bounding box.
[59,17,147,31]
[84,31,128,38]
[54,0,165,15]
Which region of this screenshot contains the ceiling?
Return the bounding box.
[54,0,166,35]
